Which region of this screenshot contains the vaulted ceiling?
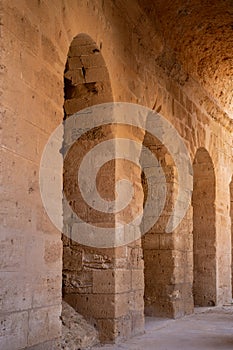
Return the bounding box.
[138,0,233,118]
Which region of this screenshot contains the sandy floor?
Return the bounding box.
[92,306,233,350]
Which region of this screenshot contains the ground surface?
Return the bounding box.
[92,306,233,350]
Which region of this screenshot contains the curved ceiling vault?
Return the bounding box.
[138,0,233,118]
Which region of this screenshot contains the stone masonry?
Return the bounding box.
[1,0,233,349]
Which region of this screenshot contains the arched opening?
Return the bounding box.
[62,33,115,343]
[142,132,180,318]
[63,33,113,118]
[230,176,233,298]
[192,148,216,306]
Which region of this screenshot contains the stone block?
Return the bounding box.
[64,294,115,319]
[131,310,144,336]
[93,269,131,293]
[131,269,144,291]
[35,68,63,106]
[0,311,28,350]
[159,233,175,249]
[3,5,40,55]
[96,319,117,343]
[41,35,63,68]
[85,67,110,83]
[0,228,25,271]
[32,273,61,308]
[0,272,32,313]
[142,233,160,249]
[68,44,99,57]
[128,246,144,269]
[144,300,174,318]
[63,246,82,271]
[28,305,61,347]
[63,269,93,294]
[115,316,132,342]
[115,293,130,318]
[44,240,62,265]
[129,290,144,311]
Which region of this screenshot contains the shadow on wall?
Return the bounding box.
[192,147,216,307]
[62,33,115,342]
[230,176,233,298]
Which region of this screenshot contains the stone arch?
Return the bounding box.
[142,132,180,318]
[192,147,216,306]
[63,33,113,117]
[62,33,115,342]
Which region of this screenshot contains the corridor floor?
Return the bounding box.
[93,306,233,350]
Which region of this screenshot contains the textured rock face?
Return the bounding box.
[1,0,233,349]
[61,301,99,350]
[138,0,233,117]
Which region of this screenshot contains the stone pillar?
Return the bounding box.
[230,178,233,299]
[62,35,145,343]
[215,170,232,305]
[192,148,217,306]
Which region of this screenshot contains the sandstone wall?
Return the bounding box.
[1,0,233,348]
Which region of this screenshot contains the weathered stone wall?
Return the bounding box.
[193,148,216,306]
[230,178,233,298]
[62,33,144,342]
[1,1,64,349]
[142,136,193,318]
[1,0,233,348]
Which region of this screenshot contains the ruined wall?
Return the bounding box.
[1,1,64,349]
[193,148,216,306]
[62,33,144,342]
[230,178,233,298]
[142,135,192,318]
[1,0,233,349]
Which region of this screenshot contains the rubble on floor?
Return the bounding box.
[61,301,99,350]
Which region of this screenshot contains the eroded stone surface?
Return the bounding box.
[61,301,99,350]
[1,0,233,348]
